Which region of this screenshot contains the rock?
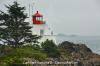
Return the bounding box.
[58,41,100,66]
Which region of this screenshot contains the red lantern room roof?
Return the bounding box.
[33,11,43,17]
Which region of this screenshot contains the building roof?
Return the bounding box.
[33,11,43,17]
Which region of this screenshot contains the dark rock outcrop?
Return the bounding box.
[58,41,100,66]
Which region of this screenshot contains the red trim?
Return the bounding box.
[33,11,43,17]
[33,11,43,24]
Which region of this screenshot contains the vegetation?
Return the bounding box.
[0,1,40,48]
[41,39,61,58]
[0,39,62,65]
[0,45,47,65]
[0,44,12,55]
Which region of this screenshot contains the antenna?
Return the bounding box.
[28,0,36,23]
[31,0,37,14]
[28,0,37,24]
[29,4,30,18]
[32,2,35,15]
[28,4,31,24]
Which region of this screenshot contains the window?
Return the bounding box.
[36,17,39,21]
[36,17,43,21]
[40,29,44,36]
[40,17,43,21]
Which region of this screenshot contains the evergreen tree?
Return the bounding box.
[0,1,40,48]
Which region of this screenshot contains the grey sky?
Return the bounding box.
[0,0,100,36]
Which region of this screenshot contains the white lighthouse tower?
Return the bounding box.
[31,11,56,44]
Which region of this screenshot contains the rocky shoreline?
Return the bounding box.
[0,41,100,66]
[26,41,100,66]
[51,41,100,66]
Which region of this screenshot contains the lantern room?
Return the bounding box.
[33,11,43,24]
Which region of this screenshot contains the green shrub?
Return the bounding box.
[41,39,61,58]
[0,57,25,66]
[22,44,41,51]
[0,45,47,65]
[6,47,46,61]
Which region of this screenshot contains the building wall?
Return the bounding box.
[31,24,56,44]
[31,24,51,35]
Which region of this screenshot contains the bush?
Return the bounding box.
[7,47,46,61]
[41,39,61,58]
[0,45,12,54]
[22,44,41,51]
[0,45,47,65]
[0,57,25,66]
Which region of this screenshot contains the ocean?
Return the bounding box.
[56,36,100,55]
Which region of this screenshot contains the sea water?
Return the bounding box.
[56,36,100,55]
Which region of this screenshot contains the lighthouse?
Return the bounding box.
[31,11,56,44]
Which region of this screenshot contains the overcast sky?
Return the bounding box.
[0,0,100,36]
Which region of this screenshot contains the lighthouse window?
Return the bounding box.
[41,17,43,20]
[36,17,40,21]
[36,17,43,21]
[39,17,43,21]
[40,29,44,36]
